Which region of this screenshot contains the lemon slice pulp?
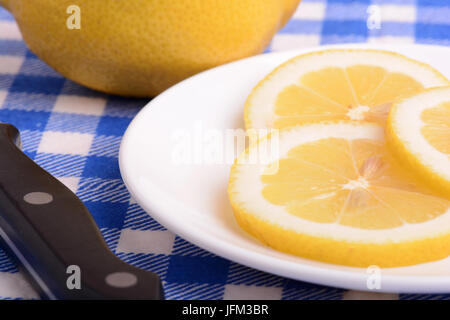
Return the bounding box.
[228,123,450,267]
[245,49,449,130]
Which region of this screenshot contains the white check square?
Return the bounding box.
[223,284,283,300]
[0,21,22,40]
[0,90,7,107]
[117,229,175,255]
[0,272,38,299]
[57,177,80,193]
[53,95,107,116]
[380,5,416,23]
[368,36,414,44]
[271,34,320,52]
[0,55,23,74]
[38,131,94,156]
[293,2,325,20]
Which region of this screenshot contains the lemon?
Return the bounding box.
[387,86,450,199]
[245,49,448,130]
[228,122,450,267]
[1,0,300,97]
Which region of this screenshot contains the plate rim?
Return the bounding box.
[119,43,450,294]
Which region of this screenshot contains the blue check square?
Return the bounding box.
[0,109,50,131]
[96,115,133,136]
[10,74,65,95]
[166,255,230,284]
[0,40,27,56]
[322,20,368,38]
[417,0,448,6]
[416,23,450,41]
[82,155,121,179]
[83,201,128,229]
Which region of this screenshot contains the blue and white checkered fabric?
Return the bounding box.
[0,0,449,300]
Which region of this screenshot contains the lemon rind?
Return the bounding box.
[387,86,450,199]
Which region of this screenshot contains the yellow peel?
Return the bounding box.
[228,122,450,267]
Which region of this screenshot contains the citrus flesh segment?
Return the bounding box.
[228,123,450,267]
[245,49,449,130]
[387,87,450,199]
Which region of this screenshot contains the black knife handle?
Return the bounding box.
[0,123,164,299]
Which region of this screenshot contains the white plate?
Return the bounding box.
[119,44,450,294]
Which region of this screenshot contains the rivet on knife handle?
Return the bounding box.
[0,123,164,299]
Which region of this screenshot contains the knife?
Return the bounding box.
[0,123,164,299]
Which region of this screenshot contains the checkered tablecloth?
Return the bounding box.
[0,0,449,300]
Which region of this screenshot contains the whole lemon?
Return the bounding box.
[1,0,300,97]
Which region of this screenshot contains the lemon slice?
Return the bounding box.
[245,49,448,130]
[387,86,450,199]
[228,122,450,267]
